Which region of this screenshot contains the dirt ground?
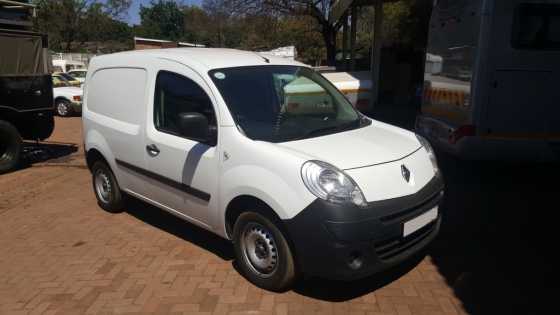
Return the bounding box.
[0,117,556,315]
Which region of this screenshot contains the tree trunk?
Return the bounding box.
[322,24,337,66]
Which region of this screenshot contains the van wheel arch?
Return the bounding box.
[225,195,299,264]
[86,148,109,171]
[225,196,286,239]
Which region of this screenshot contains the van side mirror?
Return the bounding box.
[177,112,212,144]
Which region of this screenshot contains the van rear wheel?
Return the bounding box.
[0,120,22,174]
[233,212,297,292]
[91,161,123,213]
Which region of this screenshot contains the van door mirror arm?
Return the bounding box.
[177,112,217,146]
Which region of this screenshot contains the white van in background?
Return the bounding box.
[416,0,560,161]
[83,48,443,291]
[52,59,86,73]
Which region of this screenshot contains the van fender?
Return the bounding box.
[217,164,316,235]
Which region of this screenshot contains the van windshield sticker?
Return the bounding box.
[214,72,226,80]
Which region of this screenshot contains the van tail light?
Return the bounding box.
[73,95,82,102]
[449,125,475,144]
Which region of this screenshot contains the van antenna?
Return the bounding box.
[254,52,270,63]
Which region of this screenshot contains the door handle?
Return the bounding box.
[146,144,160,157]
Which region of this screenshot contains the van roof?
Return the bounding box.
[91,48,308,71]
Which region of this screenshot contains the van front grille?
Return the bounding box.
[374,220,436,261]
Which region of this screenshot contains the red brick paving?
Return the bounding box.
[0,117,467,314]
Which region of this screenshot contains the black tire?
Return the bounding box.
[55,99,72,117]
[233,212,297,292]
[0,120,23,174]
[91,160,124,213]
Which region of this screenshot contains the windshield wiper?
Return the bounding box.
[293,119,360,141]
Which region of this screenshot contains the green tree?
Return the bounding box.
[105,0,132,19]
[182,5,213,45]
[34,0,132,52]
[34,0,88,51]
[218,0,340,65]
[136,0,184,41]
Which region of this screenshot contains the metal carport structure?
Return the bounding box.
[330,0,399,110]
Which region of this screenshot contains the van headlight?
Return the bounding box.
[416,134,440,176]
[301,160,367,207]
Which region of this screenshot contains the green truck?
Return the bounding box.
[0,0,54,173]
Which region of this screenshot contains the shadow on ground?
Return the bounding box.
[369,107,558,314]
[124,197,234,261]
[430,154,559,315]
[122,181,428,302]
[292,253,425,302]
[20,141,78,167]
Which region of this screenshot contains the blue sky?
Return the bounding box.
[125,0,202,25]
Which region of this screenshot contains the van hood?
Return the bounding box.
[277,121,421,170]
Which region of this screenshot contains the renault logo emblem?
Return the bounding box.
[401,165,411,183]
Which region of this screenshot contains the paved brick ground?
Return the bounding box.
[0,117,470,314]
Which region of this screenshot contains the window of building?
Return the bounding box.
[512,3,560,50]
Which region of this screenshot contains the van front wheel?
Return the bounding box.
[91,161,123,213]
[233,212,297,292]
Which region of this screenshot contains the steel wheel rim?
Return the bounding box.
[240,222,279,278]
[57,102,69,116]
[94,169,111,203]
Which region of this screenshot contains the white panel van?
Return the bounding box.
[83,48,443,291]
[417,0,560,161]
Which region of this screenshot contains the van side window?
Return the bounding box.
[154,71,216,137]
[512,3,560,50]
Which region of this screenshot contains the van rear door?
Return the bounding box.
[484,1,560,155]
[421,0,483,142]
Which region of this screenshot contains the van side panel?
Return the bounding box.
[483,0,560,159]
[85,67,148,193]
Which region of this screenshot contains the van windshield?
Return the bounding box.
[209,66,368,143]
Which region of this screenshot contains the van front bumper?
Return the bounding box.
[283,176,444,280]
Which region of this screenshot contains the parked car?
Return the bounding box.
[67,69,87,83]
[52,76,82,117]
[53,72,82,87]
[83,49,443,291]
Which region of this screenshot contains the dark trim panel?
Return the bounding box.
[115,159,211,202]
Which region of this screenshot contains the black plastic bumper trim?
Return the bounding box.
[115,159,211,202]
[282,175,444,280]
